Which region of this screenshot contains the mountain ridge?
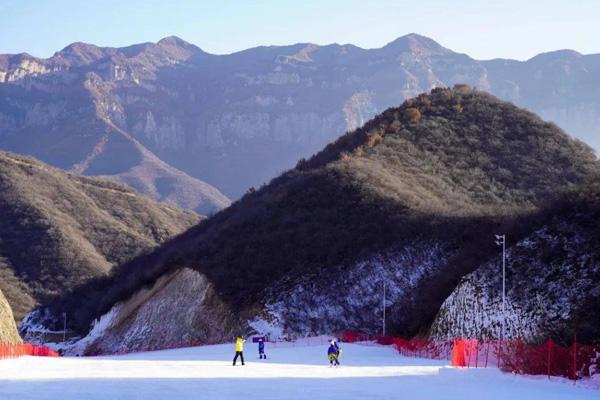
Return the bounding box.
[4,34,598,62]
[1,33,599,205]
[0,150,201,322]
[34,88,600,353]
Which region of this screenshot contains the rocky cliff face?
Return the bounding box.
[1,35,598,203]
[72,268,240,355]
[0,289,21,344]
[0,40,230,213]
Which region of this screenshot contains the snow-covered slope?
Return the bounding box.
[72,243,448,353]
[0,342,597,399]
[430,206,600,341]
[261,242,448,336]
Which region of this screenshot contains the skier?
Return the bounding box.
[328,339,340,367]
[258,337,267,359]
[233,336,246,366]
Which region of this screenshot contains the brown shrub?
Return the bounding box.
[404,108,422,124]
[366,132,384,147]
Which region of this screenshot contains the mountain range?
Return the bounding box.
[0,150,199,323]
[1,34,599,211]
[29,87,600,354]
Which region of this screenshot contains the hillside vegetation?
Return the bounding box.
[430,181,600,344]
[44,87,600,338]
[0,151,200,321]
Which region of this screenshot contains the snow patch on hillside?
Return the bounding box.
[430,223,600,340]
[65,268,241,355]
[67,308,118,355]
[266,242,448,335]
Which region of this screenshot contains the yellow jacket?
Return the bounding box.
[235,337,246,352]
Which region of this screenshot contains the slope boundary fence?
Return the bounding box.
[341,331,600,381]
[0,343,59,359]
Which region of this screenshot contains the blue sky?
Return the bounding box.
[0,0,598,60]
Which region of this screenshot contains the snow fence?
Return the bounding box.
[342,331,452,360]
[341,332,600,381]
[0,343,59,359]
[450,338,600,381]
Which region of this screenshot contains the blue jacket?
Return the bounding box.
[327,344,339,355]
[258,341,265,352]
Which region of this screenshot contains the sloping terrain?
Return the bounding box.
[0,151,200,322]
[42,87,600,353]
[0,289,21,344]
[429,184,600,344]
[74,268,240,355]
[0,38,230,213]
[1,35,600,202]
[2,342,597,400]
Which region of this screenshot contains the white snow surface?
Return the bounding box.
[1,340,597,399]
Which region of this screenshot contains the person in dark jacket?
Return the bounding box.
[258,337,267,359]
[328,340,340,366]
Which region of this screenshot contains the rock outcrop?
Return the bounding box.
[74,268,240,355]
[0,289,21,344]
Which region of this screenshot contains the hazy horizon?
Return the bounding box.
[1,0,598,61]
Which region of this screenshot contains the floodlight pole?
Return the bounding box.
[63,312,67,342]
[502,236,506,339]
[382,280,386,337]
[495,234,506,340]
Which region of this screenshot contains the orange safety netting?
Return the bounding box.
[342,332,600,381]
[0,343,60,359]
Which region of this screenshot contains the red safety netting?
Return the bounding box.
[0,343,60,359]
[342,332,600,381]
[341,332,452,360]
[496,339,600,380]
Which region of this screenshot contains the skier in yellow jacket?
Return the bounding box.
[233,336,246,366]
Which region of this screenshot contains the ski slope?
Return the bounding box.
[0,341,597,400]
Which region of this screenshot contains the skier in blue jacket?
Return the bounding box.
[258,337,267,359]
[328,340,341,366]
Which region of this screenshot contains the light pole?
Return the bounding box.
[382,280,386,337]
[63,312,67,342]
[495,234,506,340]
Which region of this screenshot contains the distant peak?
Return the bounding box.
[157,36,195,49]
[56,42,106,64]
[155,36,204,59]
[527,49,583,63]
[60,41,100,54]
[381,33,448,54]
